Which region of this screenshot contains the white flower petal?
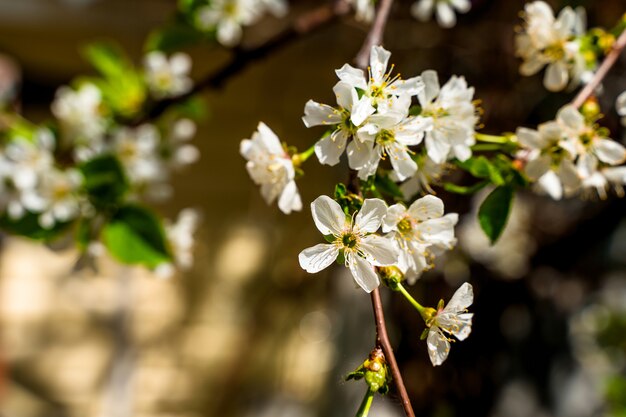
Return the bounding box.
[408,194,444,221]
[544,61,568,92]
[427,327,450,366]
[311,195,347,235]
[594,138,626,165]
[436,2,456,28]
[419,70,440,105]
[369,45,391,85]
[298,244,340,273]
[382,203,406,233]
[277,180,302,214]
[315,129,348,166]
[360,235,398,266]
[355,198,387,233]
[444,282,474,312]
[347,253,380,293]
[335,64,367,90]
[302,100,342,127]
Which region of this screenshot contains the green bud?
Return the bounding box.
[347,348,391,395]
[378,266,404,290]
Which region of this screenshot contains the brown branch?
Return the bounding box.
[354,0,395,69]
[371,288,415,417]
[571,28,626,108]
[135,1,350,124]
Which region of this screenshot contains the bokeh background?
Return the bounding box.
[1,0,626,416]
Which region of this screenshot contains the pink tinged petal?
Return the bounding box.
[350,96,376,127]
[388,146,418,181]
[594,139,626,165]
[538,170,563,200]
[450,0,471,13]
[525,155,551,180]
[544,61,568,92]
[315,129,348,166]
[335,64,367,90]
[302,100,342,127]
[425,133,451,164]
[298,244,339,273]
[616,91,626,116]
[382,203,407,233]
[278,181,302,214]
[347,253,380,293]
[419,70,440,105]
[369,45,391,85]
[311,195,347,235]
[444,282,474,312]
[411,0,434,22]
[427,327,450,366]
[436,2,456,28]
[347,139,375,170]
[355,198,387,233]
[359,235,398,266]
[408,194,444,221]
[516,127,543,149]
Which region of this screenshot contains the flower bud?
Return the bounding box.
[378,266,404,290]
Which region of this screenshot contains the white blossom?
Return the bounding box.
[348,0,375,23]
[302,81,375,166]
[299,196,398,293]
[197,0,260,47]
[111,124,164,186]
[51,83,106,161]
[616,90,626,127]
[35,168,83,229]
[167,118,200,168]
[353,101,432,181]
[382,195,457,284]
[515,1,587,92]
[418,70,478,164]
[516,122,581,200]
[397,155,447,198]
[427,282,473,366]
[411,0,471,28]
[335,45,424,112]
[259,0,288,17]
[155,208,200,278]
[144,51,193,98]
[240,122,302,214]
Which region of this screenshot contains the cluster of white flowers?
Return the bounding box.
[298,194,458,292]
[143,51,193,99]
[411,0,471,28]
[155,208,201,279]
[304,45,477,182]
[195,0,288,47]
[517,105,626,200]
[0,129,83,228]
[515,1,588,92]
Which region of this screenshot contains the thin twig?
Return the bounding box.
[354,0,395,69]
[370,289,415,417]
[571,29,626,108]
[135,1,349,124]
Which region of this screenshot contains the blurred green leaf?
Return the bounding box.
[444,180,489,195]
[145,22,205,52]
[80,154,128,209]
[374,174,404,199]
[478,186,514,244]
[102,205,171,267]
[0,212,70,241]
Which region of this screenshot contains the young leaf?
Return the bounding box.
[79,154,129,210]
[478,186,514,244]
[102,205,171,268]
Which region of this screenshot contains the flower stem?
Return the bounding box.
[475,133,510,144]
[397,283,425,315]
[355,389,375,417]
[295,144,316,165]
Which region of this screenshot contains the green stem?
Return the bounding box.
[397,283,425,315]
[355,389,375,417]
[475,133,510,144]
[293,144,316,167]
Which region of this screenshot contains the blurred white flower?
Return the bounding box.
[516,122,581,200]
[155,208,200,278]
[515,1,587,92]
[427,282,473,366]
[411,0,471,28]
[35,169,83,229]
[259,0,288,17]
[51,83,106,161]
[616,90,626,127]
[299,196,397,293]
[111,124,164,186]
[144,51,193,99]
[418,70,478,164]
[397,155,447,198]
[335,46,424,112]
[240,122,302,214]
[302,81,375,166]
[348,0,375,23]
[382,195,458,284]
[167,118,200,168]
[197,0,260,47]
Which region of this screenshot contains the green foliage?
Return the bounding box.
[0,212,70,241]
[478,186,514,244]
[102,205,171,268]
[81,42,146,119]
[145,21,207,53]
[456,156,505,186]
[444,180,489,195]
[334,183,363,215]
[79,154,129,210]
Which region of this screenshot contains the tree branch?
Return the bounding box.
[135,1,350,124]
[370,288,415,417]
[571,28,626,108]
[354,0,395,69]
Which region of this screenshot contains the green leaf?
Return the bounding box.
[80,154,128,209]
[102,205,171,267]
[0,212,71,241]
[456,156,505,185]
[444,180,489,195]
[374,174,404,199]
[478,186,514,244]
[145,22,205,53]
[346,369,365,381]
[82,42,129,80]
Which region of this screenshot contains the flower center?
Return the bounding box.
[397,217,413,235]
[376,129,395,147]
[341,232,359,249]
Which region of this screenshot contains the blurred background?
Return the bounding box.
[1,0,626,416]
